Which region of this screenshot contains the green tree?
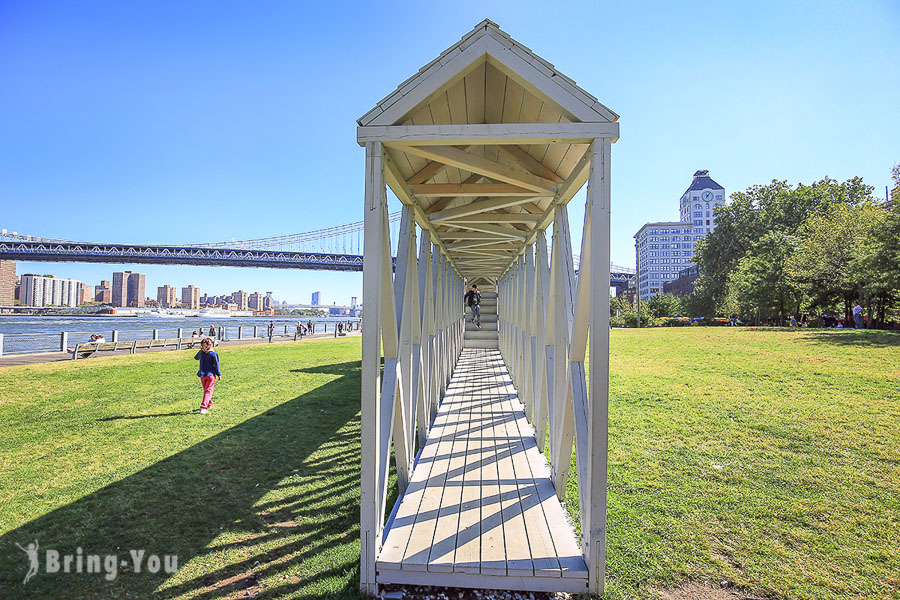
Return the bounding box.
[646,292,683,318]
[790,202,889,326]
[726,231,802,325]
[694,176,874,316]
[679,291,715,319]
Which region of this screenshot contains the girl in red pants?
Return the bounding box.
[194,338,221,414]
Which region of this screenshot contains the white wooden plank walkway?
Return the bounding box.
[378,348,588,593]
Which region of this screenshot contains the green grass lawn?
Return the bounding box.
[0,329,898,599]
[0,337,368,599]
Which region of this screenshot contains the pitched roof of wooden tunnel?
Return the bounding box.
[358,19,618,127]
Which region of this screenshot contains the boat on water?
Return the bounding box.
[197,308,230,318]
[142,309,184,318]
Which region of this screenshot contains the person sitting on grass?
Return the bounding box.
[194,337,221,415]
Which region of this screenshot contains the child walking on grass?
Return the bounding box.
[194,338,221,414]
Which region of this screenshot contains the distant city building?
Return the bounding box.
[111,272,128,307]
[95,280,112,304]
[79,283,93,305]
[157,285,178,307]
[0,260,15,306]
[635,222,695,300]
[350,296,357,308]
[21,274,82,307]
[232,290,249,311]
[264,292,274,311]
[311,291,321,306]
[678,170,726,234]
[112,271,146,307]
[182,285,200,310]
[663,265,700,296]
[248,292,264,310]
[127,272,146,308]
[635,170,726,301]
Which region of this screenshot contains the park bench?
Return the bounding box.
[72,337,210,359]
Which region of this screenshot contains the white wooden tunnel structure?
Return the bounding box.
[359,20,617,596]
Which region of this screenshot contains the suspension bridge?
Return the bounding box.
[0,217,634,287]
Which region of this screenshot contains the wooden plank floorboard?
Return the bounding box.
[378,348,587,590]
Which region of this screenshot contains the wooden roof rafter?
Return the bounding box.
[359,19,619,283]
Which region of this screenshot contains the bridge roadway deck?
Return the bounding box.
[377,349,588,593]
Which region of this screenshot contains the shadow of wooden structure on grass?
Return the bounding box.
[0,360,365,600]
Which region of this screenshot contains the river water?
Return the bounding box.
[0,315,359,355]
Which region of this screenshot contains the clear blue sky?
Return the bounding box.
[2,1,897,304]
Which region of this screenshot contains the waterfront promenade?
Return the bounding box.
[0,328,359,367]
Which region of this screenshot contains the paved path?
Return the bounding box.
[0,331,360,368]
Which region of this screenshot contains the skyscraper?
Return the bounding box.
[181,285,200,309]
[20,274,81,307]
[111,272,129,307]
[79,283,93,305]
[232,290,249,311]
[112,271,146,307]
[248,292,263,310]
[311,291,321,306]
[678,170,726,235]
[0,260,15,306]
[157,285,177,307]
[127,272,146,307]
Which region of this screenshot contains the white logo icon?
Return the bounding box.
[15,540,40,584]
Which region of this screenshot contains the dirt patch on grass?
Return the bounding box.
[656,581,767,600]
[262,508,301,528]
[202,570,260,599]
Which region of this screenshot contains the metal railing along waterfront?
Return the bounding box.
[0,321,360,356]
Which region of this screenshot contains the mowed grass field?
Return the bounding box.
[0,329,898,599]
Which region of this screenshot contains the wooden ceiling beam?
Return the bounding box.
[359,122,620,145]
[439,213,541,224]
[406,145,472,185]
[440,230,526,240]
[402,145,558,194]
[429,196,538,222]
[420,173,482,214]
[410,183,535,197]
[497,144,564,183]
[442,222,533,238]
[446,241,521,250]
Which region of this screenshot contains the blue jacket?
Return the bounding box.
[195,350,221,377]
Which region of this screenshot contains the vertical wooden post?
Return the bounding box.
[360,141,384,596]
[586,138,611,595]
[393,206,416,489]
[550,204,576,496]
[533,231,550,450]
[413,231,430,447]
[524,245,536,420]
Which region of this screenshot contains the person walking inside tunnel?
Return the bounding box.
[464,284,481,328]
[195,337,221,415]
